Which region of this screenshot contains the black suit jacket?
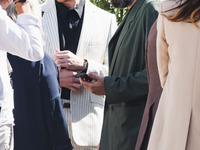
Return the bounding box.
[7,53,73,150]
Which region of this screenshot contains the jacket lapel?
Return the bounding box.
[42,0,60,57]
[76,0,95,57]
[109,0,145,75]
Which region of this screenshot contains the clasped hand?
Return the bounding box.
[54,50,86,93]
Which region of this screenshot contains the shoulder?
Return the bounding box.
[160,0,183,16]
[40,0,55,12]
[85,0,115,18]
[137,0,159,22]
[143,0,160,14]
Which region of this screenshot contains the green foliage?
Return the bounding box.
[39,0,45,4]
[90,0,128,24]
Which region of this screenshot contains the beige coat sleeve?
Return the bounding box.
[157,14,169,88]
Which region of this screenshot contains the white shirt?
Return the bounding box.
[0,5,44,125]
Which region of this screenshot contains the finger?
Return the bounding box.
[56,50,69,53]
[55,50,71,56]
[72,77,80,83]
[79,79,93,93]
[56,49,60,53]
[57,65,61,71]
[88,72,99,80]
[56,58,69,65]
[80,78,91,87]
[53,53,58,62]
[70,87,83,93]
[71,83,82,89]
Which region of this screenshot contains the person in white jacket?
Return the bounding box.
[42,0,117,149]
[0,0,43,149]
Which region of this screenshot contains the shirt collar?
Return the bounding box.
[73,0,85,19]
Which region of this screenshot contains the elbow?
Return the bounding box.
[28,47,44,61]
[33,50,44,61]
[36,50,44,61]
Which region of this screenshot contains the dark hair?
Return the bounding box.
[6,3,17,22]
[163,0,200,27]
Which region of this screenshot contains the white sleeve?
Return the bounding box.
[0,6,44,61]
[86,14,117,76]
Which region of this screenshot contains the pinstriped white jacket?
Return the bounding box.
[41,0,117,146]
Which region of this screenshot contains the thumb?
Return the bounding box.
[88,72,99,80]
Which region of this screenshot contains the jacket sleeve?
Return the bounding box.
[0,6,44,61]
[86,14,117,76]
[156,14,169,88]
[40,55,73,150]
[104,69,148,104]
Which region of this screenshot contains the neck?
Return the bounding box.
[63,0,81,9]
[128,0,136,9]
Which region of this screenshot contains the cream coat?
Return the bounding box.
[147,3,200,150]
[41,0,117,146]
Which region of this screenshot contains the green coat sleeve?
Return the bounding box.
[105,69,148,104]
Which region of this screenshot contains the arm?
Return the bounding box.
[86,14,117,76]
[54,14,117,92]
[81,2,158,104]
[104,70,148,104]
[80,69,148,105]
[156,14,169,88]
[55,14,117,76]
[0,2,43,61]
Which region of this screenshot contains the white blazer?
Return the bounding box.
[41,0,117,146]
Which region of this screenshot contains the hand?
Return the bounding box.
[59,69,83,93]
[15,1,32,15]
[80,72,105,95]
[54,50,85,72]
[0,0,12,10]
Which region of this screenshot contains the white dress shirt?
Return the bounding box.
[0,5,44,125]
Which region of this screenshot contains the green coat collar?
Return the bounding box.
[109,0,146,74]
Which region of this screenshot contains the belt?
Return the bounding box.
[62,99,70,108]
[63,103,70,108]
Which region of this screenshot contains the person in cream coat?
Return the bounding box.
[41,0,117,149]
[147,0,200,149]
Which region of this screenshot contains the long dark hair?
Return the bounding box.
[163,0,200,27]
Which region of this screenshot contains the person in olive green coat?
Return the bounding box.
[80,0,159,149]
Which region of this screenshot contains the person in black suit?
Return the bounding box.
[7,52,73,150]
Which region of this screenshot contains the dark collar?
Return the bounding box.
[73,0,85,18]
[55,0,85,19]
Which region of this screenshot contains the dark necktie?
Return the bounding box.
[61,9,80,100]
[68,9,80,29]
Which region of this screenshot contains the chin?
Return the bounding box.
[111,0,134,8]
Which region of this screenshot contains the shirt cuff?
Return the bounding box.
[17,14,41,27]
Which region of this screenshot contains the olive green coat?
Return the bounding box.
[99,0,159,150]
